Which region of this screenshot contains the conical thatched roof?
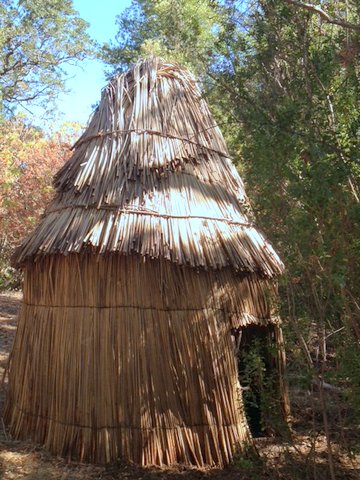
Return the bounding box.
[14,57,283,276]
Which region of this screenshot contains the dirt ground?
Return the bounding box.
[0,292,359,480]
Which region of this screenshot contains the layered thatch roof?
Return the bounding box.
[14,57,283,276]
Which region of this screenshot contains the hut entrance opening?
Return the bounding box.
[232,325,281,437]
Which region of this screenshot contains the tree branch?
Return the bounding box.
[283,0,360,31]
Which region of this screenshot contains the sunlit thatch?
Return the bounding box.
[6,58,286,468]
[13,57,283,276]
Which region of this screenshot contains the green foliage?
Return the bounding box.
[102,0,360,446]
[102,0,221,76]
[0,0,93,112]
[239,336,288,436]
[103,0,360,342]
[0,237,20,290]
[336,336,360,423]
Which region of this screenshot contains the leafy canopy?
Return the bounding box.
[0,0,93,113]
[102,0,360,427]
[102,0,221,76]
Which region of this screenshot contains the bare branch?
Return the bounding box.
[283,0,360,31]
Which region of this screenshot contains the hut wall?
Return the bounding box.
[5,255,278,466]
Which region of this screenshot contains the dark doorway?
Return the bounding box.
[232,325,277,437]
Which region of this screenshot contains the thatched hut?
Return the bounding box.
[5,58,286,467]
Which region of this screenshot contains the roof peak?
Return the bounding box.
[13,58,284,276]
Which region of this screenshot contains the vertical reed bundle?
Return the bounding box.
[6,256,259,466]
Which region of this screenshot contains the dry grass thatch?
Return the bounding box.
[6,255,255,466]
[12,57,283,277]
[6,57,286,468]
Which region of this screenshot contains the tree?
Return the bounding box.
[0,116,71,288]
[103,0,360,349]
[0,0,93,113]
[102,0,221,76]
[0,116,71,242]
[102,2,360,475]
[212,5,360,472]
[217,0,360,339]
[284,0,360,31]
